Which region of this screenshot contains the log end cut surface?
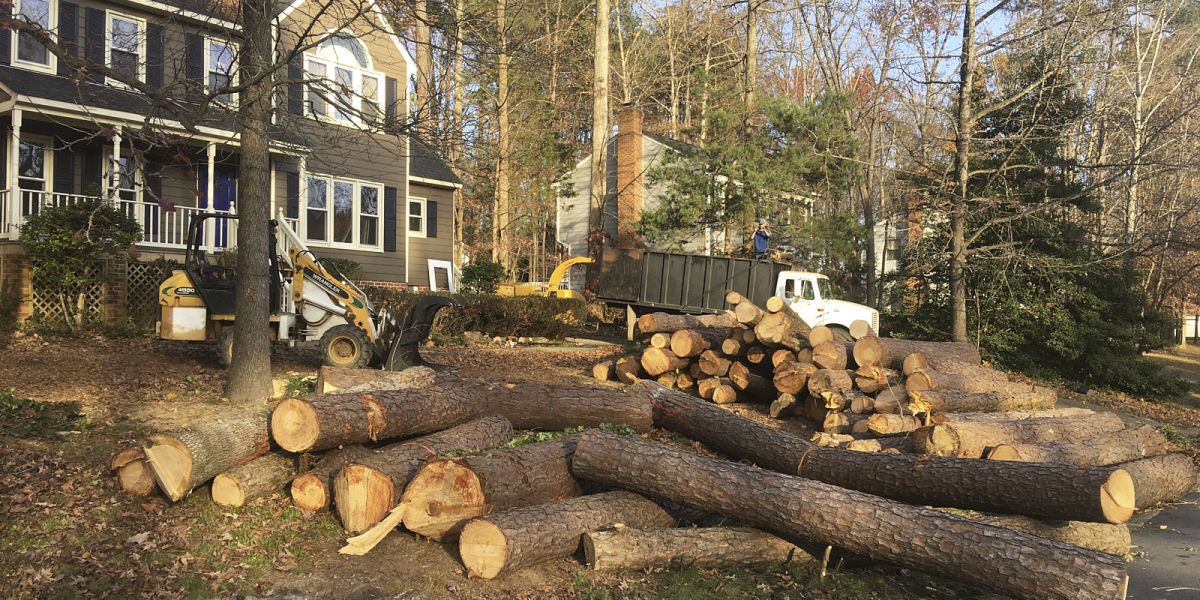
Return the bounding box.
[334,464,397,534]
[401,460,486,540]
[116,459,156,496]
[290,474,327,513]
[271,398,320,453]
[1100,469,1136,524]
[142,436,193,502]
[211,474,247,507]
[459,519,510,579]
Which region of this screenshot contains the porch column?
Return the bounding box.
[268,156,276,219]
[205,143,217,254]
[109,125,122,203]
[297,156,307,237]
[8,108,20,238]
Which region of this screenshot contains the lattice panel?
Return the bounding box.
[30,274,104,324]
[127,261,177,325]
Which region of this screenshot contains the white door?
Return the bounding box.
[782,276,820,327]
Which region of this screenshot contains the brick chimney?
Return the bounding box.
[615,104,644,248]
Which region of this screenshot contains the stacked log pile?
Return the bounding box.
[114,333,1200,599]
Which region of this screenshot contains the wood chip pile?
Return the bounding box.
[107,293,1200,600]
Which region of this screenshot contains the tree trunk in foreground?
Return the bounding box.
[639,382,1134,523]
[211,453,296,508]
[584,526,814,572]
[852,338,981,371]
[315,366,436,395]
[985,426,1172,467]
[912,413,1127,458]
[143,410,271,501]
[333,417,515,534]
[572,430,1127,600]
[907,388,1056,413]
[958,512,1131,557]
[636,312,738,334]
[271,378,653,452]
[401,436,583,541]
[459,491,675,579]
[1116,454,1197,509]
[111,448,155,496]
[291,445,376,513]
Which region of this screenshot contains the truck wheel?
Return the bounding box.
[320,325,372,369]
[830,326,854,345]
[217,329,234,368]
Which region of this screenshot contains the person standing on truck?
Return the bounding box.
[753,221,771,259]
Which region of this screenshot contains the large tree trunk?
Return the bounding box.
[852,337,981,371]
[315,366,436,395]
[950,0,975,343]
[1116,454,1197,509]
[459,491,675,579]
[908,388,1056,413]
[636,312,739,334]
[291,445,376,513]
[572,430,1127,600]
[211,453,296,508]
[986,426,1173,467]
[332,417,515,534]
[271,378,653,452]
[225,0,276,403]
[912,412,1127,458]
[905,369,1034,396]
[401,436,583,541]
[640,382,1134,523]
[584,526,814,571]
[586,0,609,285]
[493,0,511,269]
[111,448,155,496]
[143,410,271,501]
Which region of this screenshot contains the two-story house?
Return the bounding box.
[0,0,458,323]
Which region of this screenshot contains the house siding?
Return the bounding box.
[407,183,453,287]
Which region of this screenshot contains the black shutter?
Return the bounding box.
[287,56,304,115]
[0,1,10,66]
[81,146,102,193]
[384,186,397,252]
[54,147,75,195]
[146,23,165,88]
[285,171,299,219]
[185,34,204,85]
[426,200,437,238]
[57,2,78,76]
[84,8,105,84]
[385,77,398,124]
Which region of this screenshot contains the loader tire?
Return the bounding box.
[321,325,372,369]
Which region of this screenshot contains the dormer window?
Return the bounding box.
[107,12,144,83]
[14,0,55,71]
[304,33,383,126]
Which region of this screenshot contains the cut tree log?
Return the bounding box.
[912,412,1127,458]
[902,352,929,375]
[143,410,271,502]
[849,394,875,414]
[291,445,376,513]
[811,432,855,447]
[744,346,767,364]
[584,526,814,572]
[803,394,830,423]
[728,362,773,400]
[656,373,678,389]
[111,448,156,496]
[905,367,1015,394]
[822,411,866,435]
[709,379,739,404]
[853,366,896,394]
[211,453,296,508]
[770,393,799,419]
[459,491,675,579]
[401,436,583,541]
[649,333,671,349]
[671,328,737,358]
[734,301,765,325]
[849,319,873,340]
[811,341,848,370]
[615,354,643,383]
[675,372,695,390]
[984,426,1173,467]
[907,388,1057,413]
[873,386,907,414]
[773,361,816,395]
[721,338,745,357]
[905,358,1008,381]
[807,369,853,396]
[332,417,515,534]
[754,311,810,345]
[271,378,654,453]
[845,437,911,453]
[867,413,926,436]
[853,338,982,371]
[316,365,436,395]
[796,347,813,363]
[636,312,740,334]
[958,512,1131,557]
[725,290,747,306]
[642,381,1135,524]
[1116,454,1198,509]
[641,348,690,377]
[592,360,616,382]
[771,349,796,367]
[807,325,833,347]
[572,430,1127,600]
[698,349,732,376]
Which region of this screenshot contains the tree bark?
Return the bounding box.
[728,362,773,400]
[907,388,1056,413]
[494,0,511,269]
[332,417,515,534]
[636,312,740,334]
[111,448,155,496]
[586,0,609,282]
[459,491,675,579]
[641,382,1135,523]
[143,410,271,501]
[1116,453,1197,509]
[912,412,1127,458]
[211,453,295,508]
[270,378,654,452]
[852,338,981,371]
[572,430,1127,600]
[315,366,436,395]
[584,526,813,572]
[950,0,976,343]
[986,426,1173,467]
[291,445,376,514]
[402,436,584,541]
[905,368,1018,394]
[615,354,642,383]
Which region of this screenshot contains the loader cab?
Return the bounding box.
[184,213,283,315]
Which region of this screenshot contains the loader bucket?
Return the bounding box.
[382,295,457,371]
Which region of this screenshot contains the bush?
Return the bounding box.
[0,282,17,331]
[460,260,506,294]
[364,287,589,339]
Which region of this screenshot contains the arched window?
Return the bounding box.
[305,33,383,125]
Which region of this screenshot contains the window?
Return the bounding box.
[799,280,815,301]
[18,141,46,191]
[304,174,383,250]
[14,0,54,69]
[108,13,144,82]
[207,39,236,104]
[408,198,425,237]
[304,33,383,126]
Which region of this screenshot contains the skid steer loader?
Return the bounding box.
[156,210,453,369]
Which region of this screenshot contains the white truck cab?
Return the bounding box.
[776,272,879,338]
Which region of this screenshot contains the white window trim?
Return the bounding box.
[12,0,58,74]
[302,172,384,252]
[105,11,146,88]
[204,37,239,105]
[102,149,143,205]
[16,136,54,194]
[407,196,426,238]
[302,45,384,128]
